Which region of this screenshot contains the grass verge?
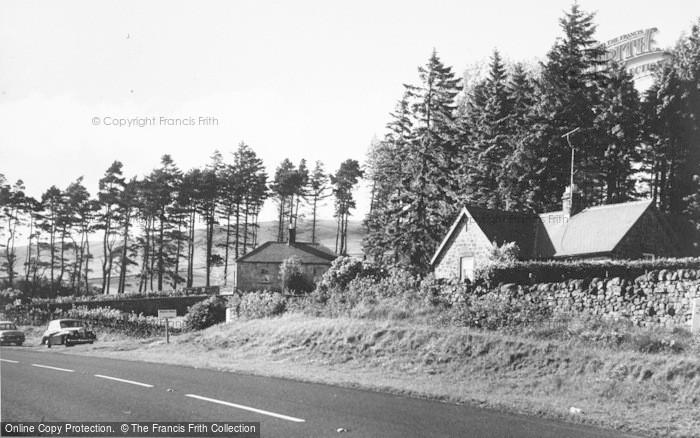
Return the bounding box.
[27,313,700,438]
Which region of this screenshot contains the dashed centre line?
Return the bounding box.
[185,394,306,423]
[31,363,74,372]
[94,374,153,387]
[0,359,20,363]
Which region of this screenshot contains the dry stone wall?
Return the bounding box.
[494,268,700,328]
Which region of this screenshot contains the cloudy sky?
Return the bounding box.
[1,0,699,220]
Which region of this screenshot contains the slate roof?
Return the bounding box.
[431,199,662,264]
[462,206,540,257]
[540,200,653,257]
[236,241,339,264]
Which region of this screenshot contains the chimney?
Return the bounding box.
[288,228,296,245]
[561,184,582,220]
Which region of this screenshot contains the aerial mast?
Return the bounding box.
[561,127,581,190]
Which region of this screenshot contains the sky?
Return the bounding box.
[1,0,699,221]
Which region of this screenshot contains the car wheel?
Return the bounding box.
[16,342,23,347]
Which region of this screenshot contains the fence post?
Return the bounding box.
[691,298,700,335]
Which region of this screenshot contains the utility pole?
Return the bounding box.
[561,127,581,190]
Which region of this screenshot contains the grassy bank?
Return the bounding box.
[41,313,699,437]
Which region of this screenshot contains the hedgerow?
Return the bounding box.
[66,306,178,337]
[476,257,700,285]
[226,291,287,319]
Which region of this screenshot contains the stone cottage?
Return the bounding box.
[235,229,339,291]
[431,185,699,281]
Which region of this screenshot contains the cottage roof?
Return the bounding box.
[431,199,661,265]
[541,199,653,257]
[236,241,339,264]
[463,206,539,256]
[429,206,539,265]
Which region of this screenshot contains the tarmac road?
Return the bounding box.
[0,347,639,438]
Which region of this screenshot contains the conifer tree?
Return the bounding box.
[97,161,126,294]
[308,160,330,243]
[530,4,606,211]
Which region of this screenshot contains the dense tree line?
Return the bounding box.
[1,141,364,295]
[365,6,700,272]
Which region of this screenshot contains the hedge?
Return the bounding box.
[26,287,216,305]
[476,257,700,285]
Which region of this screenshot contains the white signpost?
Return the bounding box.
[691,299,700,335]
[158,309,177,343]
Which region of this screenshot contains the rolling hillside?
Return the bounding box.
[7,219,365,293]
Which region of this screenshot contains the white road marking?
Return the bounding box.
[31,364,74,372]
[185,394,305,423]
[94,374,153,388]
[0,359,20,363]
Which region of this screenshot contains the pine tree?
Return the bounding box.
[1,177,26,288]
[363,93,415,265]
[529,4,607,211]
[592,63,642,203]
[331,159,362,255]
[502,63,538,211]
[398,50,462,270]
[96,161,126,294]
[461,49,513,209]
[308,160,330,243]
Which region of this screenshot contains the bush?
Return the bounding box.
[0,288,22,307]
[65,306,175,337]
[448,292,553,330]
[476,257,700,285]
[184,297,227,331]
[279,256,313,293]
[315,257,387,299]
[227,291,287,319]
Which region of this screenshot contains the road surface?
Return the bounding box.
[1,347,638,437]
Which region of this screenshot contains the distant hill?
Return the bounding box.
[7,219,365,293]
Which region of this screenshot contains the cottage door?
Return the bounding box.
[460,257,475,282]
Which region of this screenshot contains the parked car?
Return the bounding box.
[0,321,25,346]
[41,319,96,348]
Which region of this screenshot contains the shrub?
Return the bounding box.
[0,288,22,307]
[279,256,313,293]
[65,306,174,337]
[227,291,287,320]
[448,292,553,330]
[316,257,387,296]
[184,297,227,331]
[476,257,700,285]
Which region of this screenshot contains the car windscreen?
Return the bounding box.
[0,323,18,330]
[59,321,84,328]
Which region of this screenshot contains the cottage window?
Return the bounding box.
[460,257,475,282]
[260,268,271,283]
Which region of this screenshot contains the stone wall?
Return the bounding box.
[495,268,700,328]
[47,295,210,317]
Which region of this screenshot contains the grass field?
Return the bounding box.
[38,313,700,437]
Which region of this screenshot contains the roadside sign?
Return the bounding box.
[158,309,177,344]
[158,309,177,319]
